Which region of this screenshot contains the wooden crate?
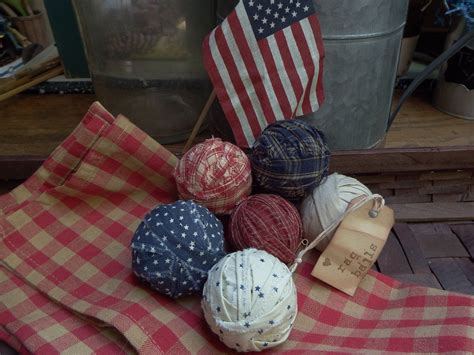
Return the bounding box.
[329,146,474,295]
[331,146,474,222]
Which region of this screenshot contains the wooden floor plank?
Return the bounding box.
[408,223,436,235]
[450,224,474,258]
[413,234,469,258]
[385,90,474,148]
[377,232,412,275]
[393,223,431,274]
[408,223,470,259]
[391,202,474,222]
[0,94,95,156]
[331,147,474,175]
[391,273,442,289]
[455,258,474,286]
[419,171,473,181]
[385,195,432,204]
[429,258,474,294]
[432,193,465,203]
[433,223,456,235]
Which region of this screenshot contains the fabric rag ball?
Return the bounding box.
[175,138,252,215]
[251,120,331,202]
[131,200,226,299]
[202,249,298,352]
[228,194,303,264]
[300,173,372,251]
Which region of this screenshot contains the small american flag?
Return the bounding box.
[203,0,325,148]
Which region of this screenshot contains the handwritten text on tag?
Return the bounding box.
[311,200,394,296]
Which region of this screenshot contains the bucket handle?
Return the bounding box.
[387,29,474,132]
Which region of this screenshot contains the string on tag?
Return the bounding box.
[289,194,385,273]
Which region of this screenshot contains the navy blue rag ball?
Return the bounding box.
[251,120,331,202]
[131,200,226,299]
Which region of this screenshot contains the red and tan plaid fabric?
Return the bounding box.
[1,324,26,354]
[0,266,134,354]
[1,103,473,354]
[175,138,252,215]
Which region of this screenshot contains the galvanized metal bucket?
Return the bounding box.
[303,0,408,149]
[215,0,408,150]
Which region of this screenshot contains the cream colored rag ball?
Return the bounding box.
[300,173,372,251]
[202,249,298,352]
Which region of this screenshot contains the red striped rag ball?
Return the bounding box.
[228,194,303,264]
[175,138,252,215]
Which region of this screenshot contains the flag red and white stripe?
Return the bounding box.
[203,0,325,148]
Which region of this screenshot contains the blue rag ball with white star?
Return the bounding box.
[131,200,226,299]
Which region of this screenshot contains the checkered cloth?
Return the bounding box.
[175,138,252,215]
[1,103,473,353]
[0,266,134,354]
[0,324,25,354]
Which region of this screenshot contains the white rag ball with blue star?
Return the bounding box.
[131,200,226,299]
[202,248,298,352]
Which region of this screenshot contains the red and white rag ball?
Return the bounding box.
[175,138,252,215]
[228,194,303,264]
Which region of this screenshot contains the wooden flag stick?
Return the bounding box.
[182,89,217,154]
